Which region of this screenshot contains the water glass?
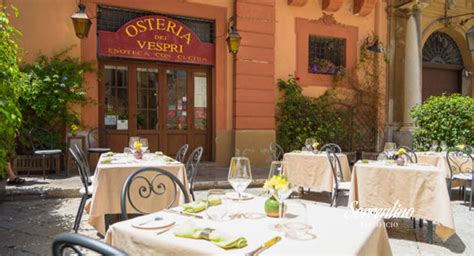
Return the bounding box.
[283,200,313,240]
[129,136,140,152]
[383,142,397,159]
[228,157,252,199]
[140,138,149,153]
[206,189,228,221]
[305,139,313,151]
[440,141,448,152]
[268,161,287,179]
[430,140,439,152]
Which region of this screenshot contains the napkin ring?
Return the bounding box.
[201,228,215,240]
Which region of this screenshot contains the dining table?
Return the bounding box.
[85,152,189,235]
[105,196,392,255]
[349,160,455,243]
[416,151,472,178]
[283,152,351,192]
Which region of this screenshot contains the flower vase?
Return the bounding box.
[264,196,280,218]
[396,157,405,166]
[134,151,143,160]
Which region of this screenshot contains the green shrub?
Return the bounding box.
[0,9,24,177]
[411,94,474,150]
[16,48,94,153]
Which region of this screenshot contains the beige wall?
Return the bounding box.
[7,0,80,63]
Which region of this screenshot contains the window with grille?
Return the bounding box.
[308,35,346,74]
[97,5,215,43]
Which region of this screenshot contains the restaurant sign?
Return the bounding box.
[98,15,214,65]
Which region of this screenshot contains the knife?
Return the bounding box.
[245,236,281,256]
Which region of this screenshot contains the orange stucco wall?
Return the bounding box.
[7,0,79,63]
[274,0,388,98]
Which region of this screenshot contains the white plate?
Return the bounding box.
[131,216,175,230]
[225,192,254,200]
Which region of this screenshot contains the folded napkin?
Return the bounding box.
[101,157,112,164]
[181,198,222,213]
[104,152,114,157]
[174,222,247,249]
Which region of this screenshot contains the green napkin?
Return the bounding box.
[101,157,112,164]
[104,152,114,157]
[174,223,247,249]
[181,198,222,213]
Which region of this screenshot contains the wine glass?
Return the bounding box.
[206,189,228,221]
[440,141,448,152]
[129,136,140,153]
[268,161,286,179]
[430,140,439,152]
[383,142,397,160]
[305,139,313,151]
[228,157,252,200]
[140,138,149,153]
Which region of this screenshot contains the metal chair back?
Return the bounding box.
[29,128,55,152]
[186,147,204,189]
[120,167,190,220]
[175,144,189,163]
[269,143,284,161]
[320,143,342,153]
[52,232,126,256]
[74,144,92,181]
[68,148,90,195]
[399,145,418,163]
[446,148,473,178]
[87,128,108,149]
[326,151,344,182]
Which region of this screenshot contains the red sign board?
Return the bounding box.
[98,15,214,65]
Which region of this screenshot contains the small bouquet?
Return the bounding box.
[133,141,143,159]
[70,124,78,136]
[312,141,319,152]
[395,148,406,166]
[263,175,289,217]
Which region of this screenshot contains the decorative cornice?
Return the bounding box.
[322,0,344,12]
[354,0,377,17]
[309,13,346,27]
[287,0,308,6]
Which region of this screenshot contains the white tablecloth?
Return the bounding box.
[86,153,188,235]
[105,196,392,255]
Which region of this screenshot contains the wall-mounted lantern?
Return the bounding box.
[226,17,241,54]
[71,4,92,39]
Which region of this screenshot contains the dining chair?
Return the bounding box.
[28,128,64,179]
[269,143,284,161]
[68,148,93,232]
[86,128,111,160]
[52,232,126,256]
[175,144,189,163]
[74,144,94,185]
[120,167,191,220]
[320,143,342,153]
[446,148,473,211]
[399,145,418,163]
[326,151,350,207]
[186,147,204,201]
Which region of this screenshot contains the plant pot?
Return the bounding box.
[0,179,6,204]
[264,196,281,218]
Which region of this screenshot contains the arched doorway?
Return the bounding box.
[422,31,463,101]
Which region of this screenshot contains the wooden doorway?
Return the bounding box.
[99,60,212,161]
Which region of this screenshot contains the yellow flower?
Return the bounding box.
[263,175,289,191]
[312,142,319,149]
[457,144,465,150]
[70,124,78,133]
[397,148,406,155]
[133,141,142,151]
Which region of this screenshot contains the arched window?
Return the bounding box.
[423,32,463,66]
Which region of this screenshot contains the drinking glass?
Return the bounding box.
[206,189,228,221]
[383,142,397,160]
[305,139,313,151]
[283,200,313,240]
[140,138,149,153]
[430,140,439,152]
[228,157,252,199]
[440,141,448,152]
[268,161,286,179]
[129,136,140,152]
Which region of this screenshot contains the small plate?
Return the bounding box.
[225,192,254,200]
[131,217,175,230]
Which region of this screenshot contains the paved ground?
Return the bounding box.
[0,176,473,255]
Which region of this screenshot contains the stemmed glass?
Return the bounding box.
[140,138,149,153]
[129,136,140,153]
[304,139,313,151]
[383,142,397,160]
[430,140,439,152]
[228,157,252,200]
[440,141,448,152]
[268,161,285,179]
[272,164,297,231]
